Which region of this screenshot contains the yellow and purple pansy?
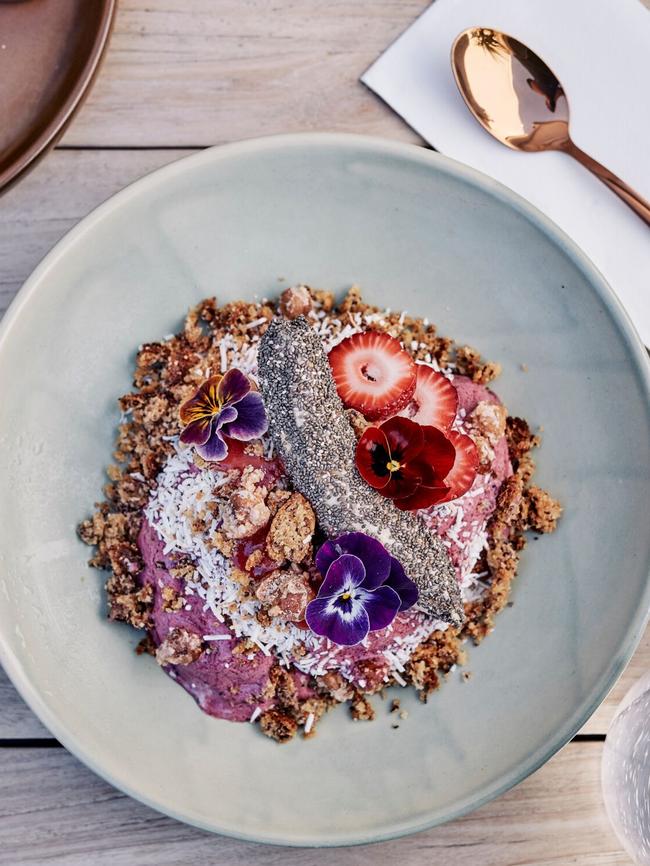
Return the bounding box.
[179,369,268,461]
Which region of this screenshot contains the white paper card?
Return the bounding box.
[363,0,650,344]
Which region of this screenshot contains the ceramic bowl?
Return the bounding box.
[0,134,648,845]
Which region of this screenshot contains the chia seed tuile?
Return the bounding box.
[258,316,464,626]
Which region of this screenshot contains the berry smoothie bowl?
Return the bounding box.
[80,284,561,741]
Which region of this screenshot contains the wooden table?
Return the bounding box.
[1,3,648,863]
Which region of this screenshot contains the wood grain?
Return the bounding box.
[0,667,50,740]
[0,743,632,865]
[59,0,425,148]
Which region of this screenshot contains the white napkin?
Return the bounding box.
[362,0,650,345]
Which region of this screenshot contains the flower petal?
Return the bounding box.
[179,375,223,426]
[384,557,419,611]
[358,585,401,631]
[221,391,268,441]
[195,430,228,462]
[305,594,370,646]
[381,416,424,458]
[394,482,450,511]
[315,533,391,589]
[179,415,213,447]
[217,368,251,406]
[317,554,366,597]
[420,425,457,481]
[194,405,238,462]
[355,426,392,489]
[380,466,422,501]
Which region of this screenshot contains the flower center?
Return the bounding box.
[386,458,401,472]
[340,592,352,601]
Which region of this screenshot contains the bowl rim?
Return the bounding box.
[1,132,649,847]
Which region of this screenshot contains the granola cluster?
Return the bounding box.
[79,285,561,741]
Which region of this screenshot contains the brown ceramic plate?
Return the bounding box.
[0,0,116,192]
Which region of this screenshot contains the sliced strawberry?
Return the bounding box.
[327,331,416,421]
[439,431,478,502]
[399,365,458,431]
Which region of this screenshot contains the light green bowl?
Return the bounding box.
[0,134,648,846]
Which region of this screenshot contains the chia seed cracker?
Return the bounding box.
[258,316,464,626]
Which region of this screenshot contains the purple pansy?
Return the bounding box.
[179,369,268,462]
[306,532,419,646]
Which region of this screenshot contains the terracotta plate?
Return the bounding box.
[0,0,116,192]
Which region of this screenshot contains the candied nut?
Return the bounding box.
[255,570,313,622]
[265,492,315,564]
[465,401,508,469]
[318,671,355,703]
[220,466,270,540]
[155,628,203,666]
[346,409,372,440]
[467,401,507,446]
[279,285,313,319]
[494,475,524,527]
[266,489,292,516]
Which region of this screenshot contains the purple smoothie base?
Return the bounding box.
[138,377,511,723]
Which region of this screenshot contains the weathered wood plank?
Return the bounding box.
[61,0,425,147]
[0,667,50,740]
[0,743,632,865]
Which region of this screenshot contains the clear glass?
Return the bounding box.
[602,671,650,865]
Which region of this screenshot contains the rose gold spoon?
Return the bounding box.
[451,28,650,226]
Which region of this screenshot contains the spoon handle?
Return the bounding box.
[565,141,650,227]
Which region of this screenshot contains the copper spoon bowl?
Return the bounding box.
[451,28,650,226]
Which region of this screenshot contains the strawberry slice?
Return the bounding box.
[328,331,416,421]
[439,431,478,502]
[399,365,458,431]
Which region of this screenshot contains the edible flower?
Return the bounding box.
[305,532,418,646]
[355,416,456,511]
[179,369,268,462]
